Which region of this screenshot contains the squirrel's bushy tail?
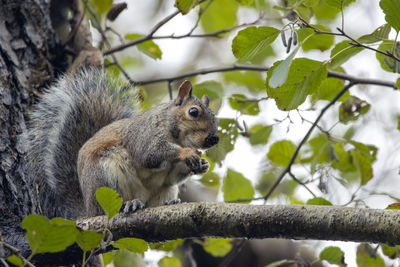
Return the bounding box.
[26,68,134,219]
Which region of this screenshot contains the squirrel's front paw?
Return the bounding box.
[193,158,209,174]
[122,199,145,214]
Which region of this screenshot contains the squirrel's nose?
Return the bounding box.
[204,133,219,148]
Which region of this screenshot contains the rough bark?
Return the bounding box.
[78,203,400,246]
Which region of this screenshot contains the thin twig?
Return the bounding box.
[0,241,35,267]
[263,82,356,202]
[288,171,317,198]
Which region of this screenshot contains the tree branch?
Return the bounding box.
[77,203,400,245]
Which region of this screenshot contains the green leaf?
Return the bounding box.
[356,243,385,267]
[351,150,373,185]
[200,0,238,33]
[223,169,254,203]
[193,81,224,113]
[232,26,280,61]
[381,244,400,259]
[228,94,260,115]
[125,34,162,59]
[329,40,363,69]
[223,71,266,93]
[207,119,238,162]
[113,238,148,253]
[76,230,104,252]
[7,255,23,267]
[339,96,371,124]
[22,214,78,254]
[200,172,220,187]
[159,256,182,267]
[103,252,114,266]
[303,133,332,169]
[175,0,199,14]
[312,77,349,103]
[266,58,327,110]
[380,0,400,31]
[113,249,145,267]
[376,40,400,73]
[358,24,391,44]
[325,0,355,9]
[320,246,346,267]
[149,240,184,251]
[397,77,400,89]
[203,238,232,257]
[268,45,300,88]
[88,0,113,18]
[256,169,298,197]
[331,143,353,172]
[96,187,123,220]
[249,124,272,146]
[307,197,333,206]
[265,260,296,267]
[267,140,298,167]
[297,25,335,52]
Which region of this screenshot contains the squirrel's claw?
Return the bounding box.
[165,198,181,205]
[122,199,145,213]
[193,158,209,174]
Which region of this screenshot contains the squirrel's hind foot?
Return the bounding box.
[122,199,145,213]
[165,198,181,205]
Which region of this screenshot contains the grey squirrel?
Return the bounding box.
[26,68,219,219]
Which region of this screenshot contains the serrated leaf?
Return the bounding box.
[193,81,224,113]
[320,246,346,267]
[297,25,335,52]
[200,0,238,33]
[223,169,254,203]
[268,45,300,88]
[159,256,182,267]
[76,230,104,252]
[113,238,148,253]
[266,58,327,110]
[232,26,280,61]
[175,0,199,14]
[358,24,391,44]
[356,244,385,267]
[307,197,333,206]
[329,41,363,69]
[267,140,298,167]
[203,238,232,257]
[207,119,238,162]
[380,0,400,31]
[125,34,162,60]
[228,94,260,115]
[351,150,373,185]
[249,124,272,145]
[22,214,78,254]
[96,187,123,220]
[7,255,23,267]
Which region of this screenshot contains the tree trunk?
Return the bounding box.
[0,0,67,256]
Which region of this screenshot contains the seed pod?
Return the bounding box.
[397,59,400,73]
[293,31,298,46]
[281,29,287,47]
[286,36,292,53]
[393,58,397,73]
[107,2,128,21]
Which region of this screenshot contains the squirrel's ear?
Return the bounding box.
[175,80,192,106]
[201,95,210,107]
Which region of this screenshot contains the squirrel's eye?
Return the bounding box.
[188,107,199,118]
